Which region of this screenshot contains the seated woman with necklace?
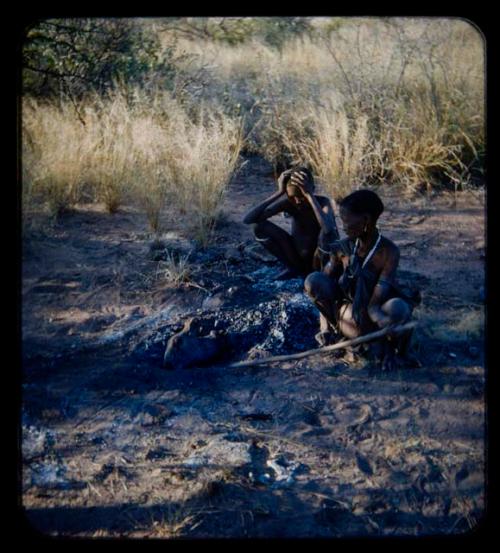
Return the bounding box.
[303,189,419,371]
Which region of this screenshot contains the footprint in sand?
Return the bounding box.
[334,403,373,432]
[355,452,374,476]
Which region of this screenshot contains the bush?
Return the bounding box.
[22,87,243,243]
[252,17,313,50]
[22,17,485,230]
[211,18,484,195]
[22,18,178,98]
[22,97,90,216]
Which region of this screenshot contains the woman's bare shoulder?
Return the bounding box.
[379,235,400,262]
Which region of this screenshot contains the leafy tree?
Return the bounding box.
[158,16,313,49]
[253,17,313,50]
[22,18,176,98]
[158,17,257,45]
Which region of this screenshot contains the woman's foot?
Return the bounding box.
[381,350,396,372]
[315,330,338,347]
[398,351,422,368]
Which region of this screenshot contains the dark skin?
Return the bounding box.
[305,205,413,370]
[334,206,401,329]
[243,169,339,277]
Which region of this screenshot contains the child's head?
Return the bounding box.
[339,189,384,239]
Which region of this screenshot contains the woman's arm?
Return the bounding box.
[243,169,293,224]
[290,172,339,242]
[323,249,344,279]
[367,245,400,327]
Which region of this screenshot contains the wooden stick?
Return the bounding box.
[228,321,418,369]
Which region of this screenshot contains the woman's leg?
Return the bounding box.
[331,297,416,370]
[337,302,363,339]
[378,298,414,370]
[336,299,412,368]
[293,234,320,276]
[335,302,378,362]
[253,221,305,276]
[304,272,344,345]
[304,272,340,326]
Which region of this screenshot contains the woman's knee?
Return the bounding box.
[338,303,361,338]
[304,271,331,298]
[252,221,269,240]
[382,298,411,323]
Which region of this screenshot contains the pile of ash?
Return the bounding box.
[132,277,319,369]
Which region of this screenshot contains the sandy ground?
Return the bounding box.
[21,155,486,538]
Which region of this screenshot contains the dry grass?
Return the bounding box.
[22,17,484,238]
[165,17,484,196]
[22,97,90,216]
[163,105,244,246]
[415,306,484,345]
[281,100,371,199]
[146,504,203,538]
[22,93,136,216]
[156,250,192,285]
[445,308,485,342]
[22,87,243,244]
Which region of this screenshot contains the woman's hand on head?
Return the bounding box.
[290,170,314,195]
[277,169,294,194]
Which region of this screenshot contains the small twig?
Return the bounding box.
[300,490,351,510]
[78,282,114,303]
[229,322,418,368]
[183,281,209,293]
[73,394,129,429]
[448,515,467,534]
[87,481,103,498]
[216,421,310,450]
[247,249,276,264]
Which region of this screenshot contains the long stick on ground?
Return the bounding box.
[228,321,417,369]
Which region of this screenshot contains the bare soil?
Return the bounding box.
[21,155,486,538]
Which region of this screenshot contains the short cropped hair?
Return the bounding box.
[339,189,384,220]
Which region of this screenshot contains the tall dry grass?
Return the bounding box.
[22,17,484,238]
[161,105,243,245]
[164,17,484,198]
[22,97,90,217]
[22,87,243,244]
